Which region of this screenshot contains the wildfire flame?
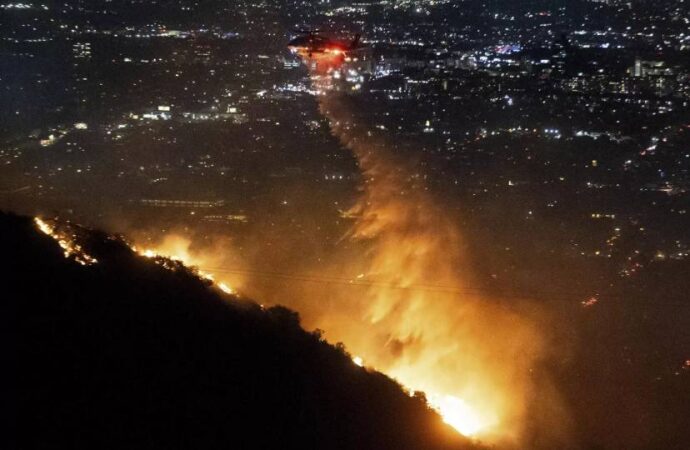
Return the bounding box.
[34,217,98,266]
[35,216,236,296]
[351,354,492,437]
[432,394,493,437]
[218,282,235,295]
[130,235,238,297]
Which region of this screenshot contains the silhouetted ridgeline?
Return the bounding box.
[2,212,478,450]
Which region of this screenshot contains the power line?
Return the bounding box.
[197,265,645,304]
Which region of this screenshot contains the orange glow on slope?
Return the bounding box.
[432,394,495,437]
[130,234,240,296]
[35,217,237,296]
[350,353,492,437]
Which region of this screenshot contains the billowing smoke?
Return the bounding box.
[287,67,574,446]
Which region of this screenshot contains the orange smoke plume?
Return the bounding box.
[302,69,571,446]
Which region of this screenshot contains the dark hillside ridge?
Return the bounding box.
[1,212,477,450]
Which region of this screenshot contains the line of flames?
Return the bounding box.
[34,217,235,295]
[34,217,98,266]
[34,217,482,437]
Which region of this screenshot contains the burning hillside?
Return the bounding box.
[3,211,483,450]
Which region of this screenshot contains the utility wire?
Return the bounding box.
[197,265,674,304]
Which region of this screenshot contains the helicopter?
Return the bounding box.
[288,29,362,59]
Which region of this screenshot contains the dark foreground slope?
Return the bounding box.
[1,212,476,450]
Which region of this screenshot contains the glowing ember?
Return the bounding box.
[582,297,599,308]
[352,356,364,367]
[35,217,54,235]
